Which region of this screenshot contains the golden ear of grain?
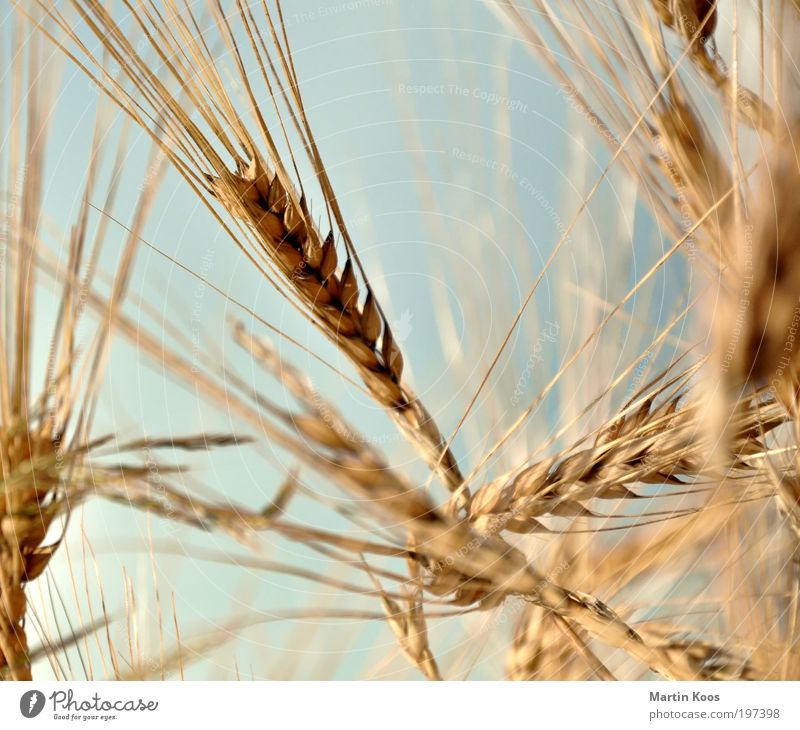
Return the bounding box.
[650,633,759,680]
[469,383,785,531]
[364,547,442,681]
[716,133,800,397]
[32,0,467,502]
[651,79,733,246]
[0,522,34,679]
[1,424,65,680]
[506,604,548,680]
[652,0,718,41]
[209,155,464,496]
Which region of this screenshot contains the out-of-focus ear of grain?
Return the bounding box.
[715,130,800,406]
[651,0,718,40]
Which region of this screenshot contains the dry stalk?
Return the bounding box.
[74,322,699,678]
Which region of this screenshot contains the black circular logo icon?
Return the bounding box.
[20,690,45,719]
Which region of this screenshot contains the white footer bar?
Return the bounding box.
[1,681,796,728]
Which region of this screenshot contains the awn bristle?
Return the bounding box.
[0,20,245,679]
[36,0,467,507]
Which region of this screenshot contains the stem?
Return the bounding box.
[0,543,31,680]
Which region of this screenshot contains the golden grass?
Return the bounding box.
[0,15,244,679]
[2,0,799,680]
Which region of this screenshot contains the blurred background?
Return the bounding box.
[0,0,751,679]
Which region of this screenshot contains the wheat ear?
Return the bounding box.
[208,154,465,500]
[35,0,466,505]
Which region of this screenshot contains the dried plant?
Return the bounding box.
[3,0,799,682]
[0,21,241,679]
